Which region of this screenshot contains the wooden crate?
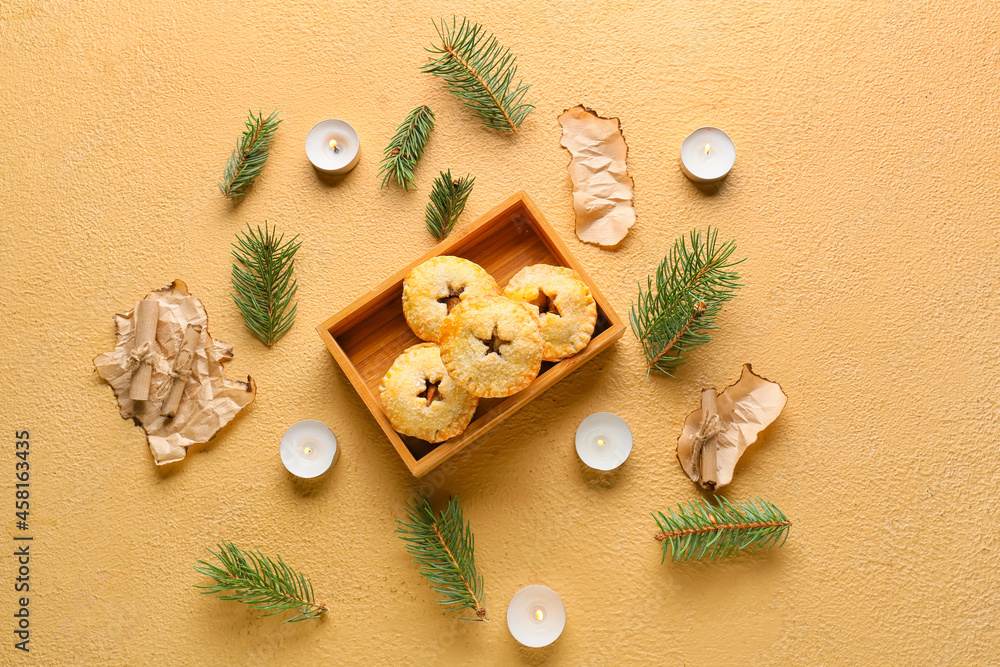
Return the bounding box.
[317,191,625,477]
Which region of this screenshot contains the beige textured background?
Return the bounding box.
[2,0,998,664]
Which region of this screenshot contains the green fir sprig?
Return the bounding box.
[379,106,436,190]
[194,542,327,623]
[630,227,743,376]
[219,109,281,199]
[396,496,487,621]
[423,17,534,132]
[653,497,791,563]
[231,222,300,346]
[425,170,475,241]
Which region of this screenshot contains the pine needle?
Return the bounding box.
[396,496,487,621]
[423,17,534,132]
[629,227,743,376]
[231,222,300,346]
[219,109,281,199]
[379,106,436,190]
[194,541,327,622]
[653,497,791,563]
[425,170,475,241]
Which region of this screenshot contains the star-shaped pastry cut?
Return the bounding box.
[417,379,443,407]
[479,325,512,357]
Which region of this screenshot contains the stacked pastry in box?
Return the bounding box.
[380,256,597,443]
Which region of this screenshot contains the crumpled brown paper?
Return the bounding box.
[558,105,636,247]
[677,364,786,490]
[93,280,255,465]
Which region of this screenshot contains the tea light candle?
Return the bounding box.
[280,420,339,478]
[305,119,360,174]
[507,585,566,648]
[680,127,735,183]
[575,412,633,471]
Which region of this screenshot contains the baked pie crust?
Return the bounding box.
[402,256,499,343]
[439,296,543,398]
[503,264,597,361]
[380,343,479,443]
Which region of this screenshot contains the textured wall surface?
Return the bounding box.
[1,0,998,664]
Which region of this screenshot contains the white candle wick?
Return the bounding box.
[530,606,545,623]
[704,143,711,155]
[329,139,340,153]
[597,439,606,447]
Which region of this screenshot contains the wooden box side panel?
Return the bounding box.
[316,330,420,471]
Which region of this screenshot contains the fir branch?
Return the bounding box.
[219,109,281,199]
[396,496,487,621]
[423,16,534,132]
[629,227,743,376]
[425,170,475,241]
[653,497,791,563]
[194,541,327,623]
[379,106,436,190]
[231,222,300,346]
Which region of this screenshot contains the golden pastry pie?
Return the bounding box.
[380,343,479,443]
[503,264,597,361]
[402,256,499,343]
[439,296,543,398]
